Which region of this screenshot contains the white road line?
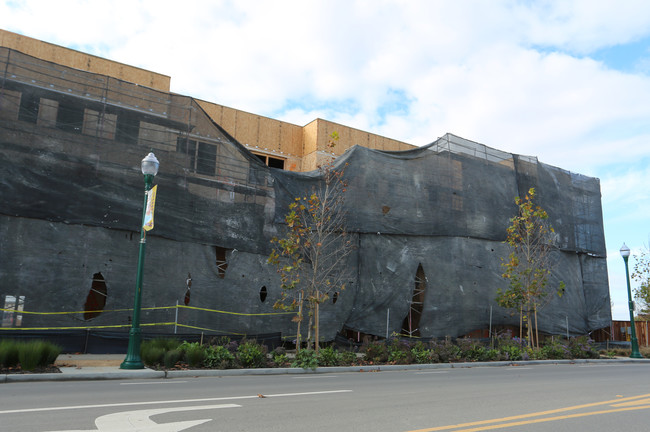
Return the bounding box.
[120,381,188,385]
[414,371,449,374]
[0,390,353,415]
[292,376,339,379]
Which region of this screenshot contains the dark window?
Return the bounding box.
[267,157,285,169]
[18,92,39,123]
[56,101,85,133]
[177,137,197,170]
[177,138,216,175]
[115,113,140,144]
[252,152,285,169]
[196,142,217,175]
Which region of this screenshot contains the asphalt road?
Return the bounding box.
[1,363,649,432]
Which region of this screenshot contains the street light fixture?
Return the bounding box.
[620,243,642,359]
[121,152,159,369]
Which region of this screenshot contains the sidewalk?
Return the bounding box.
[2,355,649,383]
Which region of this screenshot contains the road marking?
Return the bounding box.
[612,397,650,407]
[45,404,240,432]
[121,381,188,385]
[414,371,449,374]
[0,389,353,415]
[503,367,532,370]
[405,393,650,432]
[292,376,339,379]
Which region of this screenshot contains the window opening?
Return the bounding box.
[252,152,285,169]
[196,142,217,175]
[83,272,107,320]
[259,286,268,302]
[215,246,230,278]
[115,113,140,144]
[401,264,426,338]
[177,138,217,175]
[56,100,85,133]
[18,92,39,123]
[267,157,285,169]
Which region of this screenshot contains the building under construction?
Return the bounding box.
[0,30,611,345]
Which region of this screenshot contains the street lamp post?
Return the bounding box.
[121,152,159,369]
[620,243,643,359]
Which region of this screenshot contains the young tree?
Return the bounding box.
[496,188,565,348]
[268,133,353,353]
[632,245,650,319]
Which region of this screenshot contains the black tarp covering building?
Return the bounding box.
[0,47,610,342]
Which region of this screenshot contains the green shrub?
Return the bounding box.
[270,347,289,367]
[433,340,462,362]
[236,340,267,368]
[164,349,183,369]
[147,338,180,352]
[292,349,318,370]
[42,341,62,365]
[411,342,437,364]
[317,346,339,366]
[2,340,60,370]
[362,340,388,363]
[567,336,599,359]
[18,340,47,371]
[539,340,568,359]
[387,339,413,365]
[484,348,501,361]
[500,344,523,361]
[184,344,207,368]
[0,339,20,368]
[205,345,235,369]
[338,350,358,366]
[141,345,165,367]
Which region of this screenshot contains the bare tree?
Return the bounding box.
[496,188,565,348]
[268,133,353,352]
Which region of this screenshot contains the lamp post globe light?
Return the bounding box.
[620,243,643,359]
[121,152,159,369]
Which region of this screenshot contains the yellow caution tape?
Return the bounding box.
[0,322,177,331]
[177,305,295,316]
[174,323,247,336]
[1,305,295,317]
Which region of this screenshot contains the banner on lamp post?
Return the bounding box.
[143,185,157,231]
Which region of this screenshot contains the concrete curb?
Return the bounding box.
[3,358,649,383]
[4,369,165,383]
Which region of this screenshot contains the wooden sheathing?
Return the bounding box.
[197,100,301,167]
[608,320,650,346]
[0,29,170,91]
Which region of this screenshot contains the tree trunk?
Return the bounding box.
[519,305,523,341]
[315,292,320,355]
[306,309,313,350]
[296,291,303,353]
[534,307,539,349]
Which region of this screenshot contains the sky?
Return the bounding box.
[1,0,649,320]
